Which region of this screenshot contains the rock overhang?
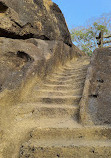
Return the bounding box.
[0,0,72,46]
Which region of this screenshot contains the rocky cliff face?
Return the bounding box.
[0,0,82,94]
[0,0,72,46]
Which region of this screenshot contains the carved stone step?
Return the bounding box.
[32,95,81,105]
[15,103,79,120]
[20,127,111,158]
[30,88,83,97]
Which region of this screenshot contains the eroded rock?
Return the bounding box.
[80,47,111,125]
[0,37,81,92]
[0,0,72,46]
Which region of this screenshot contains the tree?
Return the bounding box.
[70,13,111,55]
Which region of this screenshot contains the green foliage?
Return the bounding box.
[70,13,111,55]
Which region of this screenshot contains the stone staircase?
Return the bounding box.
[17,56,89,122]
[16,56,111,158]
[3,56,111,158]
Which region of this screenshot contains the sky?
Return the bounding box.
[52,0,111,29]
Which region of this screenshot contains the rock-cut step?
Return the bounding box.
[50,71,87,78]
[19,127,111,158]
[19,140,111,158]
[14,103,79,120]
[30,88,83,97]
[29,126,111,140]
[31,95,82,105]
[46,72,87,81]
[36,82,85,91]
[44,76,86,85]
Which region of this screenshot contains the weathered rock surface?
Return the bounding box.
[0,0,72,46]
[0,37,81,92]
[80,47,111,125]
[0,56,90,158]
[0,0,111,158]
[0,0,80,93]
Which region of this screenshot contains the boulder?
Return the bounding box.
[0,0,72,46]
